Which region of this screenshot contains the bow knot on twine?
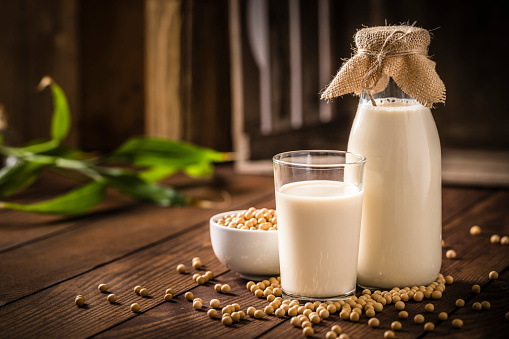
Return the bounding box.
[320,25,446,108]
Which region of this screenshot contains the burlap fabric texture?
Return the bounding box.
[320,25,446,108]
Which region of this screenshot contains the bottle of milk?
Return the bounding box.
[320,25,446,288]
[348,78,442,289]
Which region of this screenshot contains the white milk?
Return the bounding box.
[348,99,442,289]
[275,180,363,298]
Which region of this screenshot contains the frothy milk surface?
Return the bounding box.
[348,99,442,289]
[275,180,363,298]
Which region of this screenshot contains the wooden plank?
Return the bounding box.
[0,168,274,306]
[424,269,509,338]
[144,0,183,140]
[68,189,509,338]
[181,0,232,152]
[79,0,144,152]
[0,173,503,337]
[0,171,134,252]
[0,198,281,338]
[0,220,228,337]
[441,186,494,223]
[94,270,287,338]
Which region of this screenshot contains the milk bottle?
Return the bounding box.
[321,25,446,289]
[348,79,442,288]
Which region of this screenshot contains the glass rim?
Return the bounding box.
[272,150,366,168]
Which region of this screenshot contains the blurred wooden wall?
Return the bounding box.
[0,0,231,153]
[0,0,80,147]
[0,0,508,165]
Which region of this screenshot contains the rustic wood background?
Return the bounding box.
[0,0,507,156]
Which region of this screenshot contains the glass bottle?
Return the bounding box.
[347,78,442,289]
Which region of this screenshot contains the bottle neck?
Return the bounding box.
[360,77,418,106]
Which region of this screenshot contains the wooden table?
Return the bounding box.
[0,165,508,338]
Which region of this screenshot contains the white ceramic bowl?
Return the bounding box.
[210,210,280,280]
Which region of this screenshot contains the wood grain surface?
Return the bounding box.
[0,166,508,338]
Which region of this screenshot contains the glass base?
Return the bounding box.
[282,287,355,304]
[357,283,383,291]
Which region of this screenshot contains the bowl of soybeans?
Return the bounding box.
[210,207,280,279]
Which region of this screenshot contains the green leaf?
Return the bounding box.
[138,166,178,183]
[183,160,214,177]
[0,160,48,197]
[46,80,71,142]
[1,181,105,215]
[98,167,186,206]
[109,137,227,177]
[18,139,59,154]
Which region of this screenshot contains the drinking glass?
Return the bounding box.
[273,150,366,301]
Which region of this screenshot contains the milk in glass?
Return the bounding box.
[275,180,363,298]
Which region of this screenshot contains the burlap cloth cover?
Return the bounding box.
[320,25,446,108]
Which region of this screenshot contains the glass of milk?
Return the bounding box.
[273,150,366,301]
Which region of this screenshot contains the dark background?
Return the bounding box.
[0,0,508,155]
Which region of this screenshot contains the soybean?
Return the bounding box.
[384,330,395,339]
[470,225,481,235]
[472,284,481,293]
[98,284,108,292]
[264,305,274,315]
[247,306,256,317]
[222,316,232,326]
[107,294,117,303]
[210,299,221,308]
[139,288,149,297]
[472,302,482,311]
[445,275,454,284]
[398,311,409,319]
[331,325,342,334]
[438,312,448,321]
[221,284,231,294]
[185,292,194,301]
[131,303,141,313]
[414,314,425,324]
[349,312,360,322]
[368,317,380,327]
[208,309,217,318]
[75,295,85,307]
[456,299,465,307]
[302,326,314,337]
[391,321,402,331]
[231,312,241,322]
[431,290,442,299]
[176,264,186,273]
[275,308,286,317]
[490,234,501,244]
[424,322,435,331]
[452,318,464,328]
[254,310,264,318]
[425,303,434,312]
[192,257,202,269]
[446,249,457,259]
[481,301,491,310]
[489,271,499,280]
